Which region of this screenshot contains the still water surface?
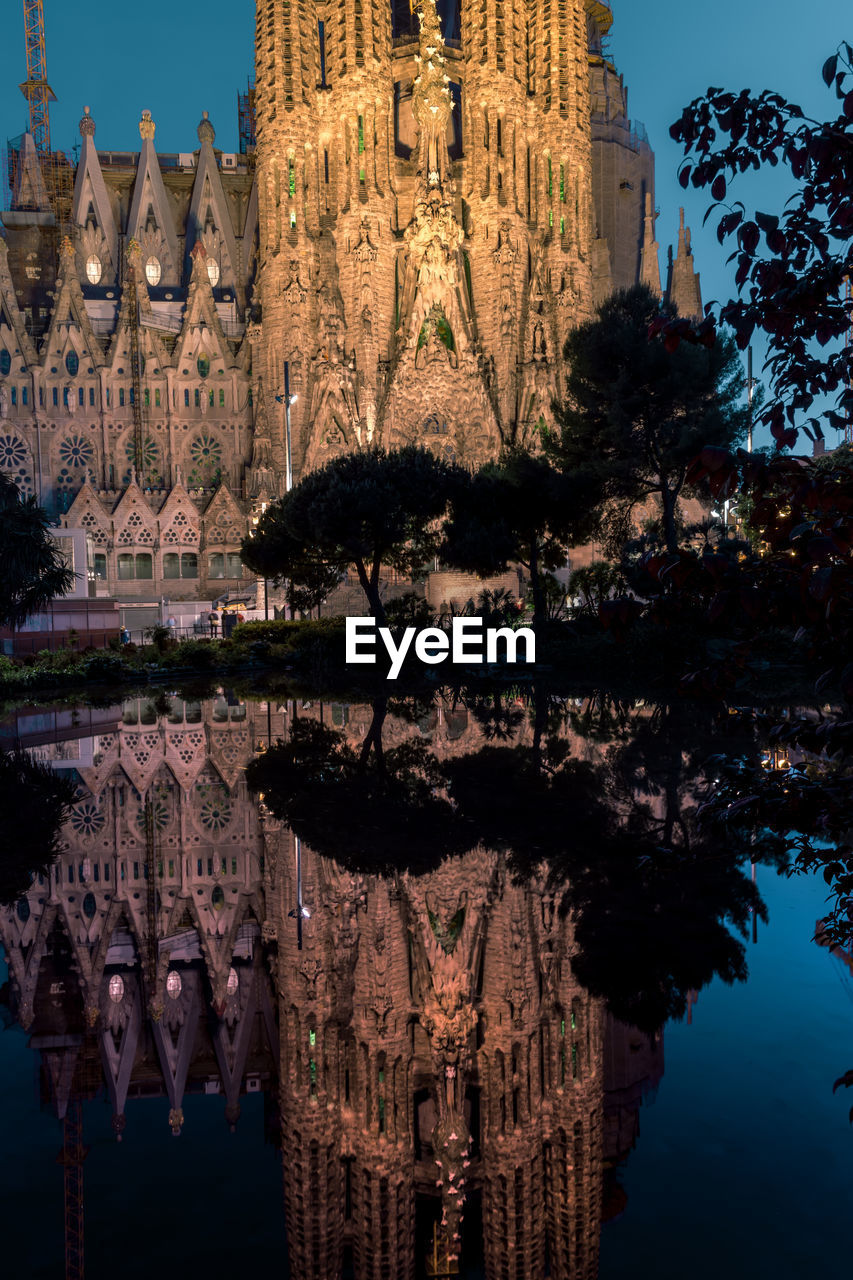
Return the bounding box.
[0,690,850,1277]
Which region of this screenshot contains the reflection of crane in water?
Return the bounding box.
[57,1099,87,1280]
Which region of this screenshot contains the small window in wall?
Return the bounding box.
[219,389,225,408]
[93,553,107,580]
[194,389,200,408]
[197,352,210,379]
[208,552,225,578]
[119,388,125,407]
[226,552,243,577]
[117,553,134,580]
[0,350,10,375]
[180,552,198,579]
[135,553,153,579]
[290,210,297,229]
[184,389,190,407]
[65,351,79,376]
[155,388,161,407]
[52,387,58,406]
[144,389,150,407]
[89,386,95,406]
[163,552,180,579]
[78,387,84,406]
[11,387,16,406]
[208,389,214,408]
[22,387,28,406]
[63,387,69,407]
[318,19,327,87]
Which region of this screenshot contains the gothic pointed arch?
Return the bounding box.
[0,237,38,371]
[40,237,104,375]
[72,107,119,286]
[186,114,240,295]
[126,111,181,287]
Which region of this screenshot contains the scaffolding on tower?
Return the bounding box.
[237,78,256,157]
[6,0,73,229]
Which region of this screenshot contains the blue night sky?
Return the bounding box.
[0,0,849,443]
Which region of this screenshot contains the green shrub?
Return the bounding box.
[80,651,133,680]
[232,618,344,648]
[161,639,217,669]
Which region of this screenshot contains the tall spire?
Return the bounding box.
[11,132,51,214]
[640,192,661,297]
[411,0,454,194]
[667,207,703,320]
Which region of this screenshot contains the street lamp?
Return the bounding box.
[285,394,298,493]
[287,834,310,950]
[250,500,269,619]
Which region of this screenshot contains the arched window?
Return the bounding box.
[117,552,134,580]
[208,552,225,578]
[226,552,243,577]
[163,552,180,579]
[180,552,198,579]
[135,552,153,579]
[65,351,79,376]
[0,350,11,375]
[196,352,210,379]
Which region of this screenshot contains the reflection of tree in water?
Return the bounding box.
[0,751,76,905]
[251,689,768,1030]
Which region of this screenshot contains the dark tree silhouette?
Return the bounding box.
[0,473,76,627]
[442,448,599,623]
[241,447,468,623]
[549,285,747,554]
[668,43,853,447]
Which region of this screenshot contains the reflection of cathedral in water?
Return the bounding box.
[0,696,662,1278]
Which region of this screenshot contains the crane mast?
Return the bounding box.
[20,0,55,155]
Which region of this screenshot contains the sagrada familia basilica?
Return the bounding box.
[0,0,701,607]
[0,693,664,1277]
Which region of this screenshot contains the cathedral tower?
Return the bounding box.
[252,0,602,481]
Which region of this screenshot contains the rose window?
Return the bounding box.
[70,801,105,836]
[59,435,95,468]
[196,782,232,833]
[0,435,27,468]
[188,433,222,487]
[190,434,221,467]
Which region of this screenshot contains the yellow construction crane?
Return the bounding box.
[20,0,55,155]
[11,1,72,228]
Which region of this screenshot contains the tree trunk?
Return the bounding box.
[528,539,546,625]
[355,558,387,624]
[359,699,387,770]
[661,485,679,555]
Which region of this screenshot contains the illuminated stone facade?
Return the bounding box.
[0,0,701,608]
